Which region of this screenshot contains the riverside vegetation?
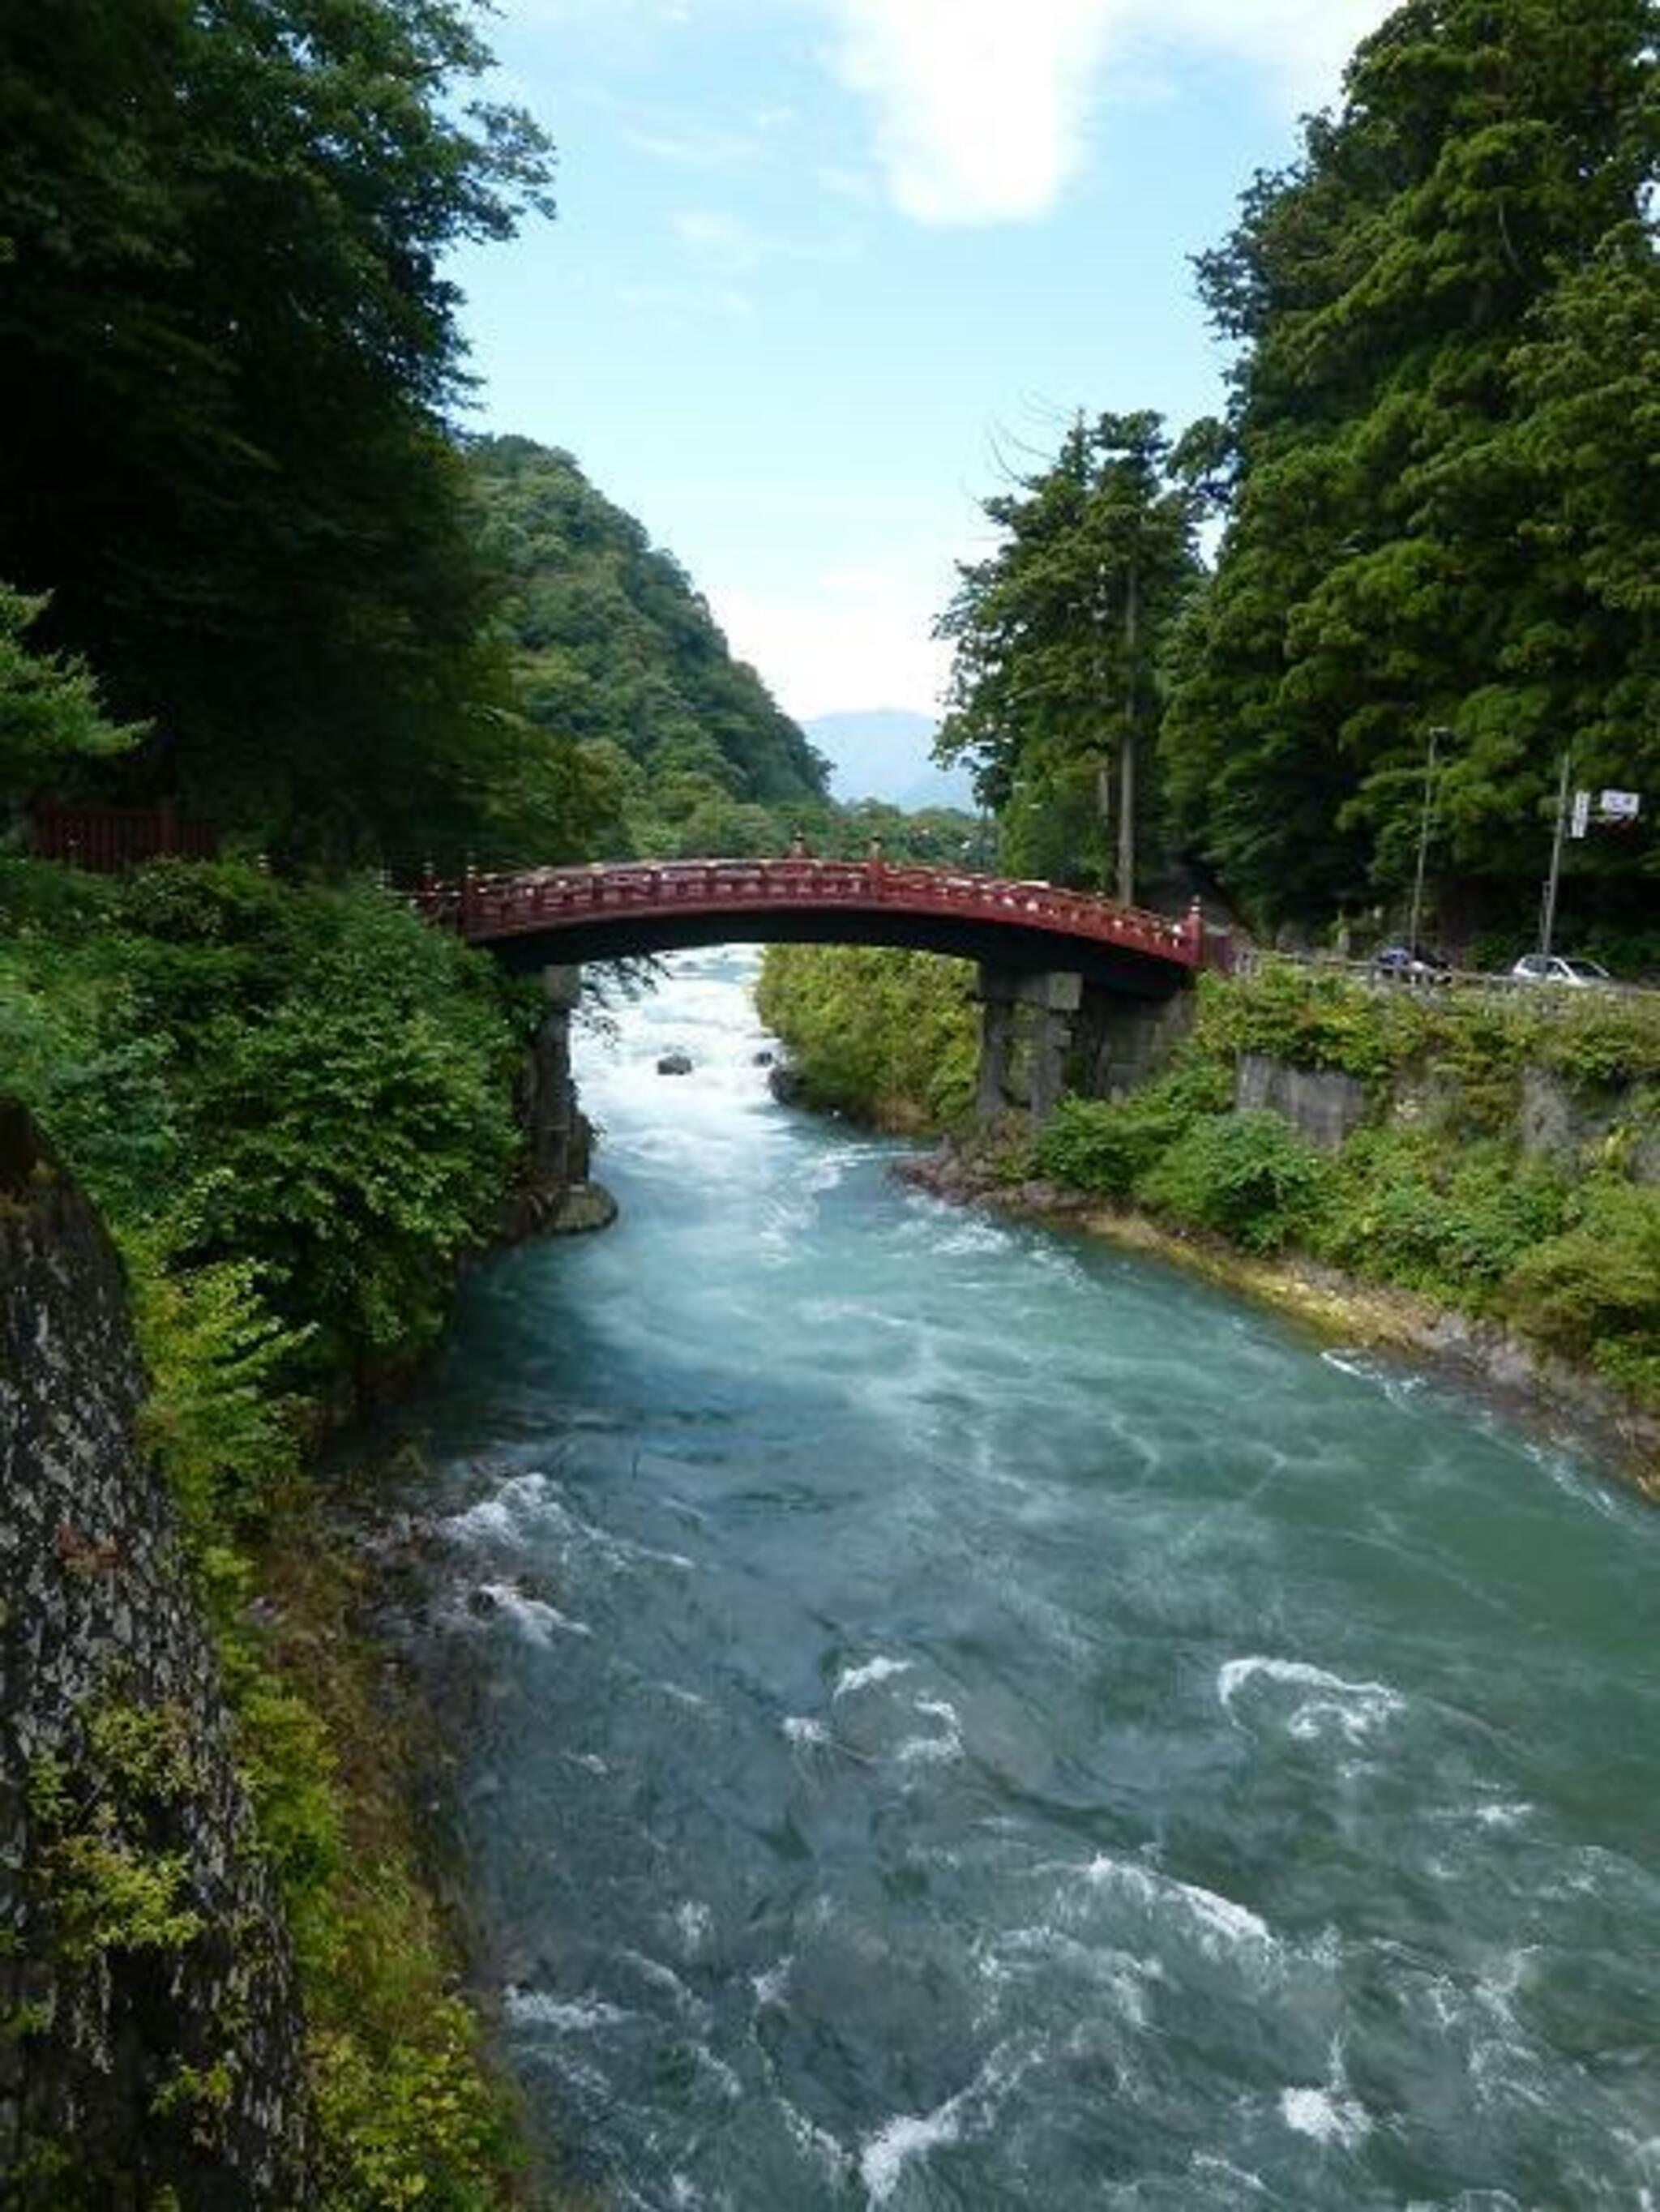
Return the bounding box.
[757,943,1660,1438]
[1,849,549,2206]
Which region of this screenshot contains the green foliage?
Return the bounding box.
[312,1992,517,2212]
[126,1232,310,1549]
[1136,1110,1333,1253]
[6,852,545,2203]
[1,862,526,1382]
[1312,1128,1572,1299]
[935,411,1206,897]
[1164,0,1658,931]
[0,582,139,799]
[1503,1182,1660,1396]
[225,1527,528,2211]
[1033,1060,1231,1196]
[1198,961,1660,1098]
[0,0,566,864]
[28,1705,205,1966]
[756,944,978,1128]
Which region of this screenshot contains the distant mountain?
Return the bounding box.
[806,710,976,813]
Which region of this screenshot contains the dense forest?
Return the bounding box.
[940,0,1658,959]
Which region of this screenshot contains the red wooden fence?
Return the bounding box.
[25,803,220,872]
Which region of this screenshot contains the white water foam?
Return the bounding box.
[1280,2084,1371,2149]
[473,1581,592,1641]
[1320,1347,1425,1405]
[776,2093,849,2184]
[858,2043,1036,2205]
[615,1947,707,2021]
[833,1655,910,1699]
[1281,2038,1371,2150]
[1076,1854,1275,1960]
[990,1924,1165,2024]
[442,1470,558,1545]
[896,1696,963,1765]
[751,1955,792,2009]
[859,2103,966,2204]
[673,1898,712,1955]
[504,1989,632,2034]
[783,1714,830,1747]
[1190,2153,1269,2195]
[1219,1654,1405,1744]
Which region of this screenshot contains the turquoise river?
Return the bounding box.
[404,949,1660,2210]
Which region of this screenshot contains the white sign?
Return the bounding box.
[1570,789,1591,839]
[1598,789,1641,823]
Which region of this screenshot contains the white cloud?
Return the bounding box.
[822,0,1127,226]
[818,0,1396,227]
[715,558,954,721]
[1165,0,1395,109]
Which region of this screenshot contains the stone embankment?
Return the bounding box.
[0,1102,314,2206]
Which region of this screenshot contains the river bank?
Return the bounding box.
[898,1136,1660,1502]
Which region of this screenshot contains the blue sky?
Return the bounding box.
[453,0,1393,723]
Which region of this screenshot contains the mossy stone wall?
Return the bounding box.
[0,1102,313,2208]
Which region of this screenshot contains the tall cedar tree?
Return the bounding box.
[1162,0,1659,933]
[934,413,1205,900]
[0,0,563,864]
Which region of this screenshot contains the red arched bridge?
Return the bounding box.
[417,858,1208,996]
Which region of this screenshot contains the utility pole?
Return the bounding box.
[1406,724,1445,955]
[1539,746,1572,958]
[1118,552,1138,908]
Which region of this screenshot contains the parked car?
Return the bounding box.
[1373,943,1450,980]
[1509,953,1613,987]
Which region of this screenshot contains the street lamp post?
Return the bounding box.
[1406,724,1447,956]
[1539,747,1573,960]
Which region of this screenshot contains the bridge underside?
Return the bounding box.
[486,905,1185,999]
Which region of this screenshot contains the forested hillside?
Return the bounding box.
[931,1,1658,959]
[1163,0,1659,944]
[467,434,831,857]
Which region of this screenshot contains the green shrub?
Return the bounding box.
[757,943,978,1127]
[1313,1130,1572,1303]
[1135,1110,1332,1253]
[1033,1059,1231,1196]
[1502,1183,1660,1402]
[126,1230,310,1549]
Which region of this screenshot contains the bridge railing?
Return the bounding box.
[415,858,1204,967]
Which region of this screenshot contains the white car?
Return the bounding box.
[1509,953,1612,987]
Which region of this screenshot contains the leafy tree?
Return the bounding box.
[934,412,1206,901]
[1162,0,1659,933]
[0,585,139,807]
[0,0,563,863]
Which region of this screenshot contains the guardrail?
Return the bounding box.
[1230,946,1659,999]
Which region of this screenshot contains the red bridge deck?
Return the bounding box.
[419,858,1204,979]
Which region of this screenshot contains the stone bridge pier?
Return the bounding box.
[509,965,618,1235]
[976,963,1196,1125]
